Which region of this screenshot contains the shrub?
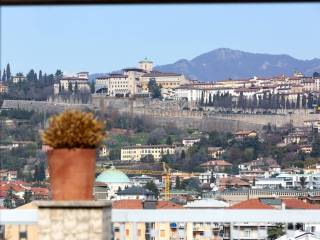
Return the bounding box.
[42,110,105,149]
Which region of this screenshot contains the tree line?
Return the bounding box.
[200,91,318,111]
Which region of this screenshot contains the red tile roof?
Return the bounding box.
[157,201,183,209]
[0,183,25,193]
[113,200,143,209]
[282,199,320,209]
[228,199,275,209]
[201,160,232,167]
[31,187,49,196]
[112,200,183,209]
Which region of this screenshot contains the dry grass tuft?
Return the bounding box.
[42,110,105,149]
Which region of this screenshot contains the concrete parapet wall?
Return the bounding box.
[36,201,111,240]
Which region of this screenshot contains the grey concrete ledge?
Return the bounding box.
[35,200,112,208]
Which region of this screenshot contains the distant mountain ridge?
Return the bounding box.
[155,48,320,82]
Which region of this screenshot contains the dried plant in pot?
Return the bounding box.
[42,110,105,200]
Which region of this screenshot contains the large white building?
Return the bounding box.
[95,59,190,97]
[54,72,90,94]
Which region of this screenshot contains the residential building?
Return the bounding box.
[112,199,184,240]
[121,144,175,161]
[304,164,320,174]
[116,186,156,200]
[99,145,110,158]
[235,130,258,140]
[0,170,17,181]
[284,133,308,145]
[11,74,26,83]
[207,147,225,159]
[182,137,201,147]
[0,83,8,93]
[200,160,233,172]
[54,72,90,94]
[206,189,320,204]
[198,171,229,184]
[218,176,251,190]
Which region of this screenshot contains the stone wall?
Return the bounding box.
[36,201,112,240]
[92,96,318,132]
[1,100,92,114]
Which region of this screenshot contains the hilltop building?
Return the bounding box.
[95,59,190,97]
[53,72,90,95]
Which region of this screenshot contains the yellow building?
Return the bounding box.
[121,144,175,161]
[140,72,189,91]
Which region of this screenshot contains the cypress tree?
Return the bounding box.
[286,99,291,109]
[307,93,314,109]
[296,94,300,109]
[302,94,307,109]
[2,69,6,81]
[6,63,11,81]
[38,161,46,181]
[39,70,43,81]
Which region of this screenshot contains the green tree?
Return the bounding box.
[145,181,159,198]
[90,81,95,94]
[141,154,155,163]
[166,136,173,145]
[180,150,186,159]
[68,83,73,92]
[109,148,121,160]
[74,82,79,94]
[300,176,307,189]
[38,161,46,182]
[311,134,320,157]
[3,187,15,209]
[175,176,181,189]
[34,165,39,182]
[307,93,314,109]
[302,94,307,108]
[39,70,43,81]
[2,69,6,81]
[6,63,11,81]
[268,224,285,240]
[296,93,300,109]
[148,79,161,98]
[23,189,33,204]
[55,70,63,81]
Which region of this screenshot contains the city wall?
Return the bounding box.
[1,100,92,114]
[2,98,318,133]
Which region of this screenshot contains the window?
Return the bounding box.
[125,229,129,236]
[160,230,165,237]
[138,229,142,236]
[244,229,251,238]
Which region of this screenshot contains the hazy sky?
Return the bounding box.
[1,4,320,74]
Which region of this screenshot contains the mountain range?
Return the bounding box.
[155,48,320,82]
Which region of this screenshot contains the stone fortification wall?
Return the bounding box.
[1,100,92,113]
[92,96,318,132]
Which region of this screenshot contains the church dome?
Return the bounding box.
[96,167,131,184]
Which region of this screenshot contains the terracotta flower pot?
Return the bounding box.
[48,148,96,200]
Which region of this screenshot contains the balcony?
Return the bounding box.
[1,207,320,240]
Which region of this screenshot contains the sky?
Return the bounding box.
[1,3,320,75]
